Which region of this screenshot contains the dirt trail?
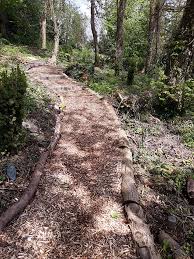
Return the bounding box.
[0,65,137,258]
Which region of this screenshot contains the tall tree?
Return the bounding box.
[115,0,127,76]
[48,0,64,64]
[40,0,47,50]
[165,0,194,85]
[91,0,99,66]
[0,12,7,37]
[145,0,165,73]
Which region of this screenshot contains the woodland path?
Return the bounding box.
[0,64,137,258]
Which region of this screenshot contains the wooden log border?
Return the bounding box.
[159,231,189,259]
[120,142,160,259]
[0,111,63,231]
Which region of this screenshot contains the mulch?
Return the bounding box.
[0,65,137,258]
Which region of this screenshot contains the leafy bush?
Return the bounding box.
[69,47,94,65]
[153,79,194,118]
[153,83,181,118]
[151,163,191,194]
[90,68,120,94]
[24,83,51,114]
[0,66,27,153]
[130,69,194,118]
[173,119,194,148]
[90,81,114,94]
[65,63,94,82]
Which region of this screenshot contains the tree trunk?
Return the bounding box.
[48,0,62,65]
[41,0,47,50]
[145,0,164,73]
[0,12,7,37]
[91,0,99,67]
[165,0,194,85]
[50,28,60,64]
[115,0,127,76]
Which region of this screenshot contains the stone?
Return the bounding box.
[6,164,16,181]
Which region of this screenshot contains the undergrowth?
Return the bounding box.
[0,65,27,153]
[25,82,52,115]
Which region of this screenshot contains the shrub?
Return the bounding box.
[128,68,194,118]
[148,69,194,118]
[153,79,194,118]
[0,65,27,153]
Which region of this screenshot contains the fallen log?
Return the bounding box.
[187,177,194,200]
[0,111,63,231]
[120,145,160,259]
[159,231,190,259]
[100,97,159,258]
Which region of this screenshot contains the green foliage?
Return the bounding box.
[173,119,194,148]
[24,83,51,115]
[153,79,194,119]
[0,42,49,66]
[162,240,173,259]
[90,68,120,94]
[0,175,6,182]
[65,63,93,82]
[151,163,192,194]
[0,0,41,46]
[0,65,27,152]
[129,69,194,119]
[102,0,149,70]
[0,43,32,59]
[90,81,114,94]
[110,211,120,220]
[70,47,94,65]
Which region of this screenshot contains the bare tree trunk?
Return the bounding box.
[50,28,60,64]
[91,0,99,67]
[115,0,127,76]
[145,0,165,73]
[0,12,7,37]
[165,0,194,85]
[48,0,62,64]
[41,0,47,50]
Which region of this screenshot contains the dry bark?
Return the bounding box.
[0,112,63,231]
[159,231,190,259]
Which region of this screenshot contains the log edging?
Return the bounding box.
[0,111,63,231]
[100,98,160,258]
[120,142,160,259]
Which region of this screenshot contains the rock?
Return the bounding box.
[168,215,177,229]
[6,164,16,181]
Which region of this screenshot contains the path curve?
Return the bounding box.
[0,64,137,259]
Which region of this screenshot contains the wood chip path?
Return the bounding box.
[0,64,137,259]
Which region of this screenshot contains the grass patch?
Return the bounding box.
[0,42,50,64]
